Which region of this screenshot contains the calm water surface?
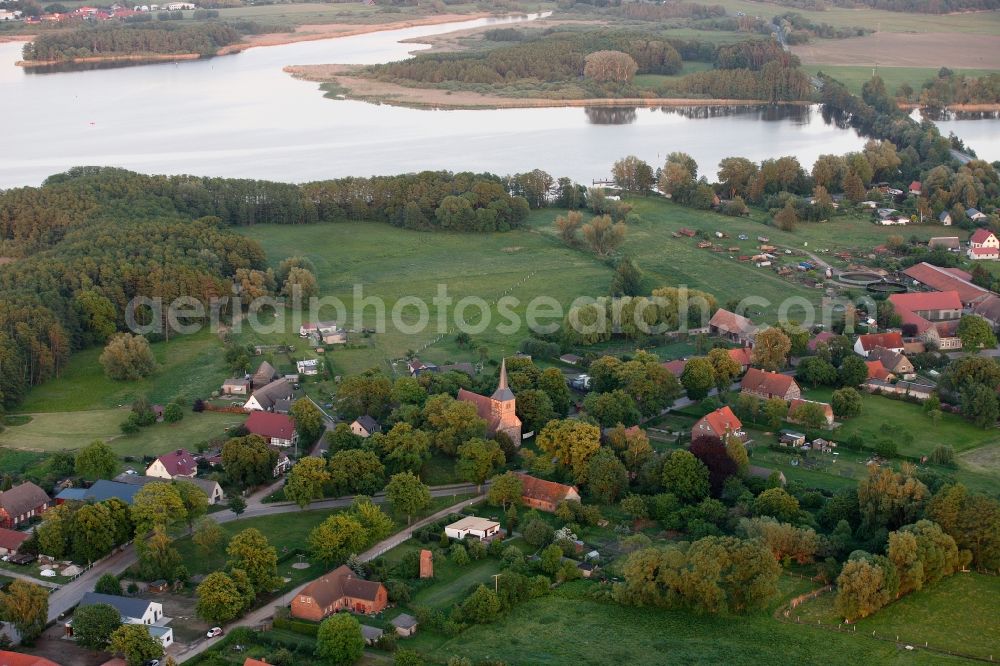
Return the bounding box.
[0,14,993,187]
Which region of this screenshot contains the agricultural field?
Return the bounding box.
[793,573,1000,661]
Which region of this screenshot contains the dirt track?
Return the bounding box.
[792,32,1000,69]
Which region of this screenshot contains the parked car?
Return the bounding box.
[207,627,223,638]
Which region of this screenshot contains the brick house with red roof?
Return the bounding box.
[515,473,580,513]
[740,368,801,401]
[727,347,753,372]
[457,359,522,445]
[853,332,905,357]
[291,565,387,620]
[807,331,836,353]
[902,262,989,307]
[146,449,198,480]
[865,360,894,382]
[888,291,963,350]
[691,406,745,443]
[245,411,298,448]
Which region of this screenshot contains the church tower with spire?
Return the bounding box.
[457,358,522,446]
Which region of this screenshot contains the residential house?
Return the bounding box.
[969,228,998,248]
[407,359,437,376]
[244,378,294,413]
[908,181,921,196]
[865,360,894,382]
[709,309,757,346]
[244,660,271,666]
[112,474,225,505]
[889,291,964,350]
[55,480,141,506]
[902,262,989,307]
[967,208,988,222]
[296,359,320,376]
[74,593,172,648]
[146,449,198,480]
[787,398,834,427]
[457,359,522,445]
[854,332,905,357]
[0,482,51,529]
[252,361,278,388]
[272,450,292,477]
[391,614,418,638]
[968,246,999,260]
[661,359,687,378]
[350,415,381,438]
[727,347,753,372]
[444,516,501,541]
[515,473,580,513]
[806,332,835,353]
[938,211,952,226]
[868,346,915,379]
[221,378,250,395]
[971,294,1000,331]
[740,368,801,401]
[691,406,745,443]
[291,565,388,620]
[0,527,30,556]
[245,411,298,448]
[559,354,582,365]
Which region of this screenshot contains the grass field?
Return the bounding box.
[803,65,1000,96]
[0,409,240,457]
[15,328,227,414]
[407,579,961,665]
[794,574,1000,660]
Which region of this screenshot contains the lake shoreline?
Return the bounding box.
[14,12,494,68]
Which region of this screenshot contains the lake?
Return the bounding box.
[0,14,995,188]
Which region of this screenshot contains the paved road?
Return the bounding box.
[43,483,481,623]
[174,492,485,663]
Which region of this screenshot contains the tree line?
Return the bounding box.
[22,21,245,61]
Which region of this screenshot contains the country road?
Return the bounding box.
[44,483,482,623]
[174,492,485,663]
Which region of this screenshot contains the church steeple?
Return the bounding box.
[491,358,515,402]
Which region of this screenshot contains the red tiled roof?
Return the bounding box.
[709,309,756,336]
[298,565,384,607]
[0,527,30,551]
[902,262,989,306]
[694,406,742,439]
[662,359,687,377]
[807,332,835,351]
[969,247,999,257]
[889,291,963,312]
[154,449,197,477]
[856,332,904,351]
[741,368,799,398]
[244,660,270,666]
[970,229,996,245]
[515,473,578,506]
[245,411,296,440]
[865,360,893,381]
[0,652,63,666]
[727,347,753,367]
[909,181,921,191]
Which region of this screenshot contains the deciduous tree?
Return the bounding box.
[385,471,431,524]
[315,613,365,665]
[99,333,156,381]
[108,624,164,666]
[74,439,118,481]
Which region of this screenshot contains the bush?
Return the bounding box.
[929,444,955,466]
[272,617,319,637]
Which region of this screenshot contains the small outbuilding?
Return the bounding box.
[391,613,418,637]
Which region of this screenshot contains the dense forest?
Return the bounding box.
[915,70,1000,107]
[21,21,250,61]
